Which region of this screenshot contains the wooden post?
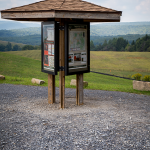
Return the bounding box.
[59,19,65,109]
[48,74,55,104]
[76,73,83,105]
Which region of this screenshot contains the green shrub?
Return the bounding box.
[132,73,142,81]
[143,75,150,82]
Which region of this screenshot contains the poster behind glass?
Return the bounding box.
[43,23,55,72]
[68,25,87,73]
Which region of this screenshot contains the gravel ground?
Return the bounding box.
[0,83,150,150]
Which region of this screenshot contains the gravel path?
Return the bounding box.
[0,84,150,150]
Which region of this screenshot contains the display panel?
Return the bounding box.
[41,21,59,75]
[65,22,90,75]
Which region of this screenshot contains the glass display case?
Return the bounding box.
[41,21,59,75]
[65,22,90,75]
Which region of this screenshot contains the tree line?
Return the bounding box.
[0,35,41,46]
[90,34,150,52]
[0,42,41,52]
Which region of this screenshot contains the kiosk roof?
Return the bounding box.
[1,0,122,22]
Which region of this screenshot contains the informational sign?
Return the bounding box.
[69,31,86,51]
[65,23,90,75]
[41,21,59,75]
[47,28,54,41]
[69,27,87,70]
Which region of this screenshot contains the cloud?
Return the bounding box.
[0,0,41,10]
[136,0,150,14]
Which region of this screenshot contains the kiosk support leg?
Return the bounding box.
[48,74,55,104]
[76,73,83,105]
[59,19,65,109]
[59,71,65,108]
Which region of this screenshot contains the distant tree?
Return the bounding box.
[22,45,34,50]
[0,44,6,52]
[94,44,102,51]
[102,39,107,47]
[147,47,150,52]
[120,47,125,51]
[143,34,150,41]
[6,42,12,51]
[125,43,130,51]
[145,39,150,51]
[90,40,95,51]
[12,45,21,51]
[34,45,41,50]
[116,38,128,51]
[135,34,150,51]
[129,45,136,52]
[131,40,135,45]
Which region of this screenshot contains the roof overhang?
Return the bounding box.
[1,10,122,22]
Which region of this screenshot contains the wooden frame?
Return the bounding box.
[65,21,90,76]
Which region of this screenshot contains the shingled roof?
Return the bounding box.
[2,0,120,13]
[1,0,122,22]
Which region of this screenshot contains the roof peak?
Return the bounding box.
[1,0,121,13]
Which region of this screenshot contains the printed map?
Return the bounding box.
[70,31,85,51]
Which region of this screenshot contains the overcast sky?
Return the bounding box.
[0,0,150,22]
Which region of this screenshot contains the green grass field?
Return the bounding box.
[6,50,150,78]
[6,50,41,61]
[1,51,150,95]
[91,51,150,77]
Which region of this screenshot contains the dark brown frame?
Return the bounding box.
[41,20,59,75]
[65,21,90,76]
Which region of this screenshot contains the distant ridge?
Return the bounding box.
[0,21,150,36]
[0,21,40,30]
[90,21,150,36]
[0,21,150,45]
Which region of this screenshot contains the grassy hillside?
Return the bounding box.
[0,27,40,37]
[0,40,26,47]
[0,52,150,95]
[91,51,150,77]
[6,50,41,60]
[6,50,150,78]
[0,35,41,46]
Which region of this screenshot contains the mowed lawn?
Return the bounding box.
[7,50,150,77]
[91,51,150,77]
[1,51,150,95]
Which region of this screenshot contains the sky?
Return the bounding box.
[0,0,150,22]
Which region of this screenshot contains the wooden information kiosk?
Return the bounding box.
[1,0,122,109]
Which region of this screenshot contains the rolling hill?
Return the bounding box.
[0,21,150,46]
[0,21,40,30]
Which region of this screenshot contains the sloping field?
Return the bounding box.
[6,50,150,77]
[6,50,41,60]
[0,52,150,95]
[91,51,150,77]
